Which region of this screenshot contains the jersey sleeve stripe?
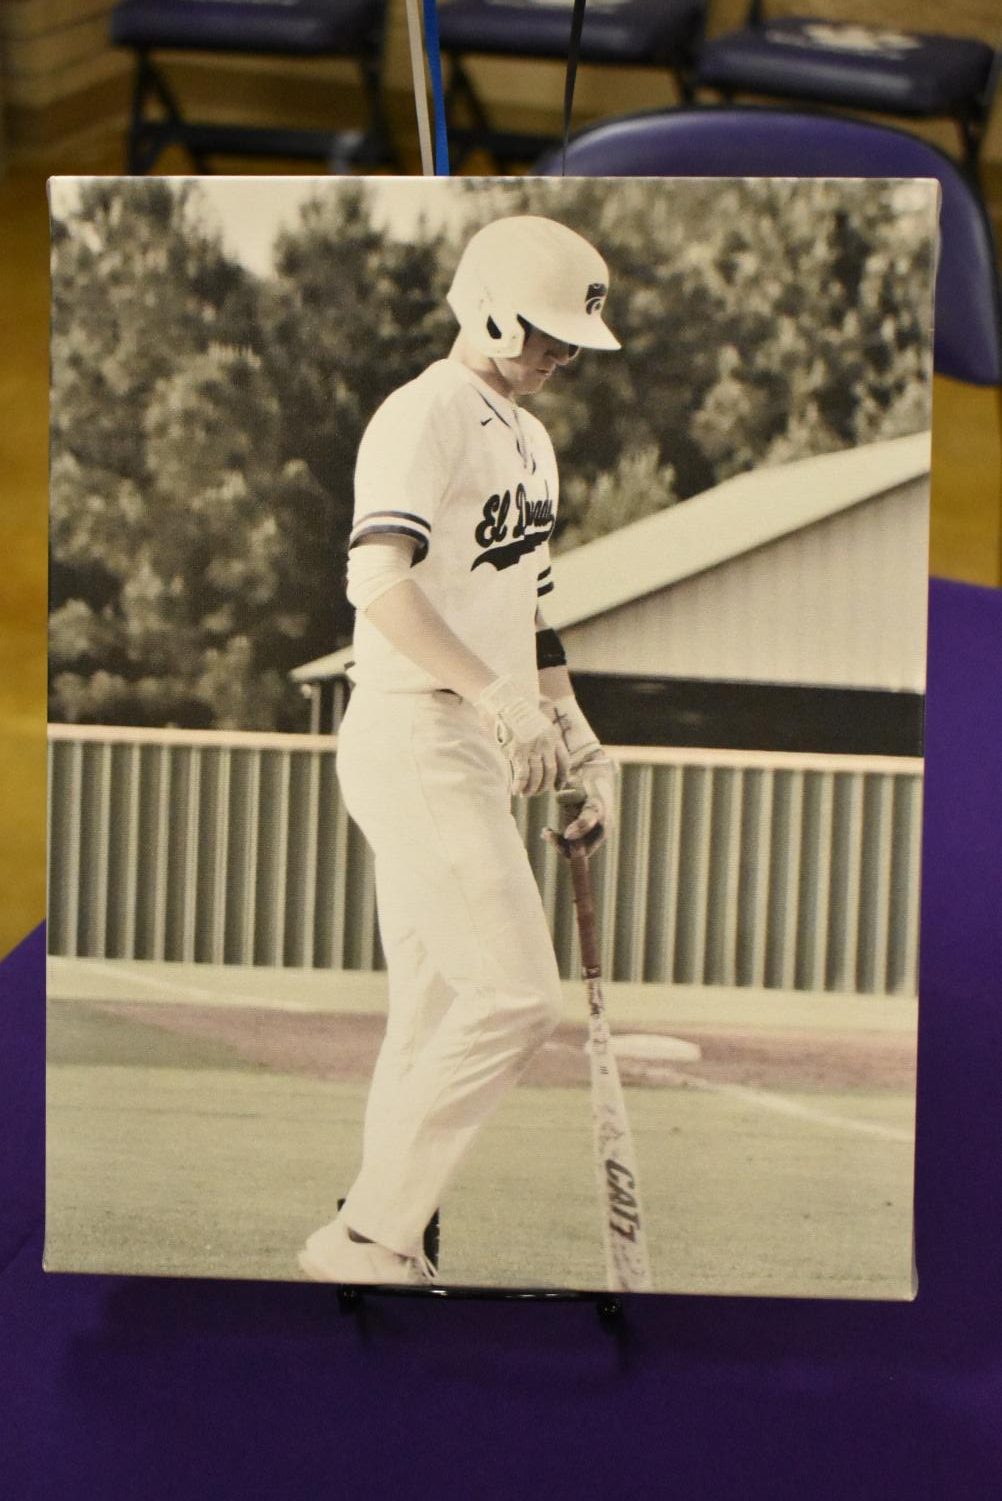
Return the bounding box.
[349,523,430,562]
[537,579,555,598]
[537,566,552,582]
[350,509,430,539]
[368,509,431,529]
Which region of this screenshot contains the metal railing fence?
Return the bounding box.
[47,725,923,996]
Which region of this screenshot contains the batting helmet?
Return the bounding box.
[447,216,621,359]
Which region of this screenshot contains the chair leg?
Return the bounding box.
[324,17,400,174]
[126,55,145,172]
[955,113,988,201]
[443,56,495,167]
[445,56,547,170]
[148,57,213,173]
[126,53,165,173]
[447,57,492,135]
[667,6,708,108]
[673,67,696,105]
[128,51,213,174]
[956,51,1000,196]
[327,50,397,172]
[359,44,400,168]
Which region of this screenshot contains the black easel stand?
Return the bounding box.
[329,1206,626,1325]
[334,1283,624,1326]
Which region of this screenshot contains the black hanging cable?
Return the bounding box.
[561,0,588,175]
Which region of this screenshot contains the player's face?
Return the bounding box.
[493,324,580,398]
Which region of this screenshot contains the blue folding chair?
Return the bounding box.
[694,4,1000,185]
[436,0,707,167]
[110,0,398,173]
[536,106,1001,387]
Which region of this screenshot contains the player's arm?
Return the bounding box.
[354,534,495,700]
[347,536,566,795]
[536,610,617,854]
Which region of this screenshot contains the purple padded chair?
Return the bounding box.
[536,106,1001,387]
[436,0,707,167]
[110,0,397,173]
[695,3,1000,183]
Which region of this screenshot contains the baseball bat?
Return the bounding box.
[566,833,654,1293]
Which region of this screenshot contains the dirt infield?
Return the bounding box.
[73,999,916,1093]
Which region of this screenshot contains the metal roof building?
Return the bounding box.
[293,431,931,743]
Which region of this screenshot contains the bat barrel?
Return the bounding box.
[562,843,653,1293]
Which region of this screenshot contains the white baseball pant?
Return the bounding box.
[335,686,563,1258]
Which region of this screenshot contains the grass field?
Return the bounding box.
[44,961,918,1300]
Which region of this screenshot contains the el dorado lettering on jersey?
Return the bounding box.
[606,1159,641,1240]
[472,483,554,572]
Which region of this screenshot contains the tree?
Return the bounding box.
[50,180,274,724]
[554,446,678,553]
[258,183,453,651]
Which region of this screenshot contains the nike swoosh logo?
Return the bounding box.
[480,417,493,426]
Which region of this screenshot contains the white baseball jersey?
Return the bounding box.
[348,358,558,702]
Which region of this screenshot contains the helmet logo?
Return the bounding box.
[585,282,607,315]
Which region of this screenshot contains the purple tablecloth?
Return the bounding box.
[2,576,999,1498]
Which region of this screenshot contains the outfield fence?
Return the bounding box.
[47,726,923,997]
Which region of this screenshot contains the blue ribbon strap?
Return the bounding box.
[422,0,451,176]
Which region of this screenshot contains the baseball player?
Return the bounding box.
[299,215,620,1286]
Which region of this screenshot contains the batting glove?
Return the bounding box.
[542,695,618,856]
[477,675,569,797]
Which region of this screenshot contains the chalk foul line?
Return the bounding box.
[543,1040,913,1143]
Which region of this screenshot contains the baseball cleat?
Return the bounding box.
[297,1217,432,1287]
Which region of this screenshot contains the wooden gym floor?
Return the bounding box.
[1,122,999,960]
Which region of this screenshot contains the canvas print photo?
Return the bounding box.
[46,172,936,1298]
